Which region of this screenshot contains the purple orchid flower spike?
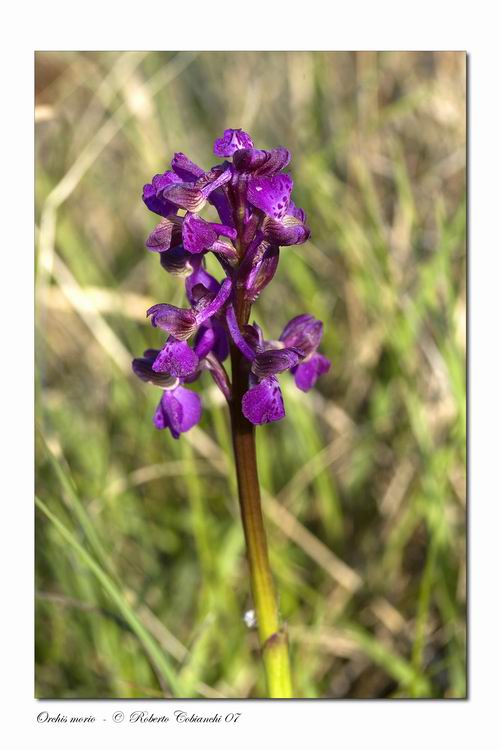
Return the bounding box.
[133,128,330,698]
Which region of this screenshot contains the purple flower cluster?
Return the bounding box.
[132,129,330,438]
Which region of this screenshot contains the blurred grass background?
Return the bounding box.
[35,51,466,699]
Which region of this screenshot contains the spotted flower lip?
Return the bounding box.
[152,337,199,378]
[214,128,254,157]
[247,176,310,247]
[135,128,328,437]
[242,376,285,425]
[247,174,293,221]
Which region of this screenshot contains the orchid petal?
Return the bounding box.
[204,353,231,401]
[226,305,256,361]
[210,318,230,361]
[172,386,202,433]
[198,166,232,197]
[162,167,231,213]
[182,213,218,254]
[154,391,182,433]
[163,184,206,213]
[288,200,307,223]
[280,314,323,357]
[242,376,285,425]
[145,217,182,253]
[154,387,201,438]
[244,244,280,302]
[147,304,197,340]
[247,174,293,220]
[293,353,331,392]
[160,246,199,277]
[171,152,204,181]
[132,352,179,388]
[262,214,310,246]
[209,189,234,227]
[185,263,219,303]
[193,325,216,360]
[194,277,232,325]
[142,171,183,217]
[233,147,291,176]
[152,338,199,378]
[252,347,301,378]
[214,129,254,157]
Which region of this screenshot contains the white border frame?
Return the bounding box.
[2,1,497,747]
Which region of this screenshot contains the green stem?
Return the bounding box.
[229,294,292,699]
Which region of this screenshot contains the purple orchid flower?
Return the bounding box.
[280,314,331,392]
[132,350,202,439]
[134,127,329,438]
[225,306,330,425]
[148,276,232,378]
[143,151,234,227]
